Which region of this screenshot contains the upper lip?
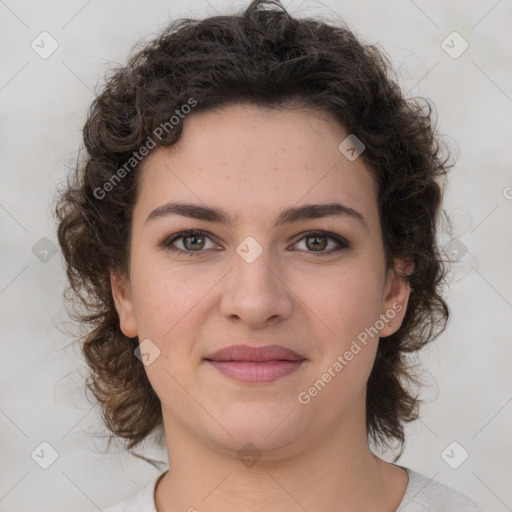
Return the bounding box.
[204,344,305,362]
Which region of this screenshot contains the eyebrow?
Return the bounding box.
[144,201,367,229]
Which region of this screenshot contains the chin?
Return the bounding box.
[207,402,307,457]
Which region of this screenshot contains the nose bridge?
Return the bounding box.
[220,238,292,325]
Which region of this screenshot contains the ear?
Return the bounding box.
[379,258,412,338]
[110,269,138,338]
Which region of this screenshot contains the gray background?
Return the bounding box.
[1,0,511,510]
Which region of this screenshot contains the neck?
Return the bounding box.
[154,404,408,511]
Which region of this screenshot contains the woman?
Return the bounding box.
[55,1,484,510]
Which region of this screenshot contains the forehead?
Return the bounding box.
[134,104,378,230]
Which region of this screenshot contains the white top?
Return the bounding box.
[103,464,485,511]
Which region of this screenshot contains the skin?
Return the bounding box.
[111,103,411,512]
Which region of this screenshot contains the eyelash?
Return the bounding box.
[162,229,350,257]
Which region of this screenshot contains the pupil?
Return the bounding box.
[308,236,326,251]
[185,235,204,250]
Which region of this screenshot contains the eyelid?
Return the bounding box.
[290,230,350,253]
[163,229,221,253]
[162,229,350,256]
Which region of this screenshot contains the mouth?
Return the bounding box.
[204,344,306,383]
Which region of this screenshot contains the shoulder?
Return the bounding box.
[102,466,486,511]
[103,471,167,512]
[396,466,485,512]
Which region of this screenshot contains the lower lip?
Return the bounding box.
[206,360,305,383]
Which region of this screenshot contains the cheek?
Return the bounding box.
[130,263,209,389]
[129,254,213,336]
[297,271,382,407]
[298,264,385,338]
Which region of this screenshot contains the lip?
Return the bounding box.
[204,344,305,362]
[204,344,306,383]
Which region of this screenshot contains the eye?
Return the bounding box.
[291,231,349,256]
[162,230,219,256]
[162,229,350,257]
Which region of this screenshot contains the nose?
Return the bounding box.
[219,247,293,328]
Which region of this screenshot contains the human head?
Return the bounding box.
[55,0,450,462]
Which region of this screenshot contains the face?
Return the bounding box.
[111,104,410,457]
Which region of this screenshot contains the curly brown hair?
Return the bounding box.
[55,0,451,463]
